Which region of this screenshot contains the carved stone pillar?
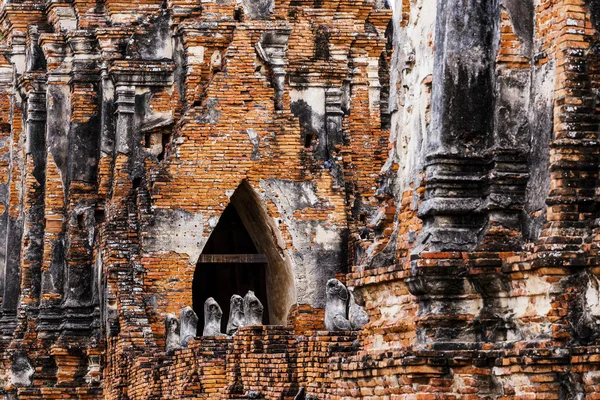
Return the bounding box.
[1,39,28,332]
[20,75,47,307]
[60,32,101,331]
[98,62,115,198]
[408,0,500,348]
[114,85,136,157]
[325,88,344,159]
[38,34,70,331]
[256,29,291,111]
[0,163,23,332]
[417,0,498,252]
[103,62,173,340]
[482,3,533,249]
[0,47,14,319]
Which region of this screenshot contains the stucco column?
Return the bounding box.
[20,76,47,307]
[0,37,27,332]
[60,32,101,331]
[407,0,500,347]
[38,34,70,330]
[418,0,499,252]
[114,85,136,157]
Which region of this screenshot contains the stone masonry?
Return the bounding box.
[2,0,600,398]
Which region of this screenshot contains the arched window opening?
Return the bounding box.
[192,181,296,335]
[192,203,270,334]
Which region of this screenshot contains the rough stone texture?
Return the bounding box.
[226,294,245,336]
[348,289,369,330]
[242,291,264,327]
[324,278,351,331]
[203,298,223,337]
[180,306,199,346]
[165,314,182,354]
[3,0,600,397]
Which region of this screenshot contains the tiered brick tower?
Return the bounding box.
[2,0,600,398]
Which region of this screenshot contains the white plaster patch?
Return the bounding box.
[0,67,12,84]
[585,273,600,317]
[210,50,222,70]
[260,179,341,307]
[11,53,26,76]
[9,355,34,387]
[513,275,553,318]
[391,0,437,191]
[246,128,258,141]
[290,87,326,115]
[367,58,381,111]
[143,209,206,264]
[187,46,205,64]
[493,374,531,397]
[464,297,484,317]
[314,225,339,251]
[53,6,78,31]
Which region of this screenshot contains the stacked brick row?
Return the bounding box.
[12,0,600,396]
[0,0,392,396]
[119,326,359,400]
[296,331,356,399]
[288,304,325,335]
[225,326,297,399]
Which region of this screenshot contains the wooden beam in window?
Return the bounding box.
[197,254,268,264]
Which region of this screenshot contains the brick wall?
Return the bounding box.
[3,0,600,398]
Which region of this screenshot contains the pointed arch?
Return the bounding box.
[193,180,297,328]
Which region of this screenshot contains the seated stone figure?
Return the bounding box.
[325,279,352,331]
[165,314,182,353]
[348,289,369,330]
[227,294,245,335]
[324,279,370,331]
[180,306,198,347]
[243,290,264,326]
[294,387,320,400]
[203,297,224,336]
[10,352,35,387]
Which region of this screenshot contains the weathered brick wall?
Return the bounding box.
[3,0,600,398]
[0,0,392,397]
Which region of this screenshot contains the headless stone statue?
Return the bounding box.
[244,390,263,399]
[325,278,352,331]
[348,289,369,330]
[10,352,34,387]
[227,294,245,335]
[243,290,264,326]
[180,306,198,347]
[294,388,320,400]
[165,314,182,353]
[203,297,224,336]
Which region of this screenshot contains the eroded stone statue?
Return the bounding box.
[243,290,264,326]
[348,289,369,330]
[325,278,352,331]
[227,294,245,335]
[165,314,182,353]
[203,297,224,336]
[180,306,198,347]
[10,352,34,387]
[294,387,320,400]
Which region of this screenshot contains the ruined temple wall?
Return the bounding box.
[339,0,600,398]
[138,10,382,333]
[9,0,600,397]
[349,0,557,351]
[0,0,393,397]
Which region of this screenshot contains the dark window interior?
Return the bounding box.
[192,203,269,335]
